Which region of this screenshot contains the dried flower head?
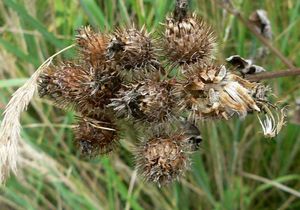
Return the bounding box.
[177,64,261,120]
[74,116,118,157]
[76,26,109,67]
[257,106,286,138]
[110,80,177,123]
[0,0,289,187]
[107,26,158,71]
[163,13,216,67]
[135,133,190,186]
[38,62,121,115]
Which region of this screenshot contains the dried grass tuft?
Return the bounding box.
[0,44,75,184]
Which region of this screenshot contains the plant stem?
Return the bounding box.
[246,68,300,81]
[215,0,296,70]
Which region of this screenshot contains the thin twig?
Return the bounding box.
[215,1,296,70]
[246,68,300,81]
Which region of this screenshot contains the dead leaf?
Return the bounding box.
[226,55,266,75]
[249,9,272,40]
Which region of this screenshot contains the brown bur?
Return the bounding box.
[73,116,118,158]
[38,62,122,116]
[163,13,216,66]
[135,135,190,186]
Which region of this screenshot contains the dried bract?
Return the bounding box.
[226,55,266,75]
[257,106,286,138]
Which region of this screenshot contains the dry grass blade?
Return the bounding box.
[0,44,75,184]
[125,169,138,210]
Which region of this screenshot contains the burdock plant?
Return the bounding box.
[1,0,298,186]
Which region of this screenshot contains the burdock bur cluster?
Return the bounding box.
[38,1,284,186]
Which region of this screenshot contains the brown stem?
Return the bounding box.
[215,1,296,70]
[245,68,300,81]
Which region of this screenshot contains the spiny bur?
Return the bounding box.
[163,13,216,67]
[135,133,190,186]
[37,0,285,186]
[74,116,118,158]
[107,26,158,72]
[76,26,109,67]
[110,79,178,123]
[38,62,121,116]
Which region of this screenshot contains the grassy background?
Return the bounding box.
[0,0,300,209]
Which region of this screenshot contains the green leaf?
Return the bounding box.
[79,0,109,30]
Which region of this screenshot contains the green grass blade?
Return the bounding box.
[0,78,28,88]
[79,0,109,30]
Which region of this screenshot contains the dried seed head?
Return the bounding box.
[163,13,216,66]
[74,116,118,157]
[176,64,261,120]
[257,106,286,138]
[252,84,270,102]
[38,62,121,116]
[106,26,158,71]
[109,80,177,123]
[76,26,109,67]
[135,134,189,186]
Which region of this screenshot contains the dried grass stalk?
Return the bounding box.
[0,44,75,184]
